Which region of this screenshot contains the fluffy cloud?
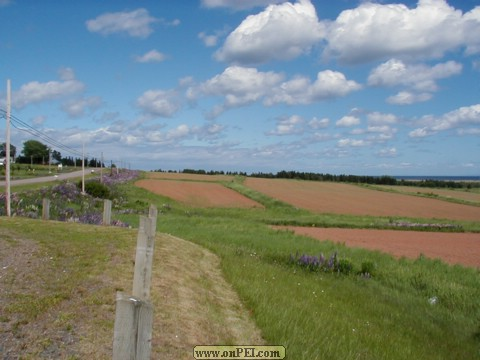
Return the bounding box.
[86,8,157,38]
[265,70,361,105]
[336,115,360,127]
[308,117,329,129]
[201,0,284,10]
[377,147,398,157]
[61,96,103,118]
[368,59,462,91]
[190,66,283,117]
[12,68,85,109]
[410,104,480,137]
[324,0,480,64]
[387,91,432,105]
[267,115,304,136]
[134,50,166,63]
[337,138,369,147]
[190,67,360,117]
[215,0,325,64]
[368,59,462,104]
[136,89,181,118]
[367,112,398,125]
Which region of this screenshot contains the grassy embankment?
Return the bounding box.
[116,175,480,360]
[2,172,479,359]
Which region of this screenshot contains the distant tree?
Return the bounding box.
[21,140,50,164]
[52,150,62,162]
[0,142,16,159]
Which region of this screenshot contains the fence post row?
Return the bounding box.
[113,205,158,360]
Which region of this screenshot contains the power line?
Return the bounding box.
[0,108,107,161]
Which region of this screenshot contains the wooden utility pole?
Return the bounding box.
[81,142,85,194]
[5,79,11,217]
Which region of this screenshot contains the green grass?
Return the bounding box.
[112,177,480,360]
[3,174,480,359]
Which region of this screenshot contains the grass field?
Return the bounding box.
[1,171,479,359]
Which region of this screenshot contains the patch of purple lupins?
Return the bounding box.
[290,251,338,272]
[0,169,139,227]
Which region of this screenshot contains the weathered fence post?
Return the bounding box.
[113,292,153,360]
[42,198,50,220]
[132,205,157,299]
[113,205,158,359]
[103,199,112,226]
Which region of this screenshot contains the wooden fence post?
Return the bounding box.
[103,199,112,226]
[113,205,157,359]
[132,209,157,300]
[42,198,50,220]
[112,292,153,360]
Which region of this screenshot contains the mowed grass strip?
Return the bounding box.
[244,177,480,221]
[0,217,263,359]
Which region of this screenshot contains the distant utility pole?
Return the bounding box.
[100,151,104,183]
[81,142,85,194]
[5,79,11,217]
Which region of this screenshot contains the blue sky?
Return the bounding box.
[1,0,479,175]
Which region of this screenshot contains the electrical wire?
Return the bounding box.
[0,108,112,164]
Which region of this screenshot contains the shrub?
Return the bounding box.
[360,260,376,277]
[79,181,110,199]
[336,258,354,275]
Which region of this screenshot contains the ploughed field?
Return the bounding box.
[244,178,480,221]
[137,173,480,268]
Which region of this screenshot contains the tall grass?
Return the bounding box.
[113,178,480,360]
[4,175,479,359]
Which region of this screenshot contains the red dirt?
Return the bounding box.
[245,178,480,221]
[276,226,480,268]
[147,172,235,182]
[135,179,263,208]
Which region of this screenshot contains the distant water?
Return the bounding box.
[394,176,480,181]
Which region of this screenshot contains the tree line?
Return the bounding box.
[1,140,105,168]
[151,168,479,189]
[249,170,478,189]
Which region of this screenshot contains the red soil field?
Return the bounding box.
[147,172,235,182]
[376,185,480,204]
[245,178,480,221]
[275,226,480,268]
[135,179,263,208]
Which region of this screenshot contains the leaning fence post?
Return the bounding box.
[113,292,153,360]
[103,199,112,225]
[42,198,50,220]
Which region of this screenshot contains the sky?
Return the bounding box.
[0,0,479,175]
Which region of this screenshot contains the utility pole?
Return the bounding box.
[5,79,11,217]
[100,151,104,183]
[81,142,85,194]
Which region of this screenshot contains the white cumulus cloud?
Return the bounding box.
[368,59,462,92]
[201,0,284,10]
[136,89,181,118]
[410,104,480,137]
[135,50,166,63]
[324,0,480,64]
[12,68,85,109]
[267,115,305,136]
[336,115,360,127]
[387,91,432,105]
[86,8,157,38]
[215,0,325,64]
[265,70,361,105]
